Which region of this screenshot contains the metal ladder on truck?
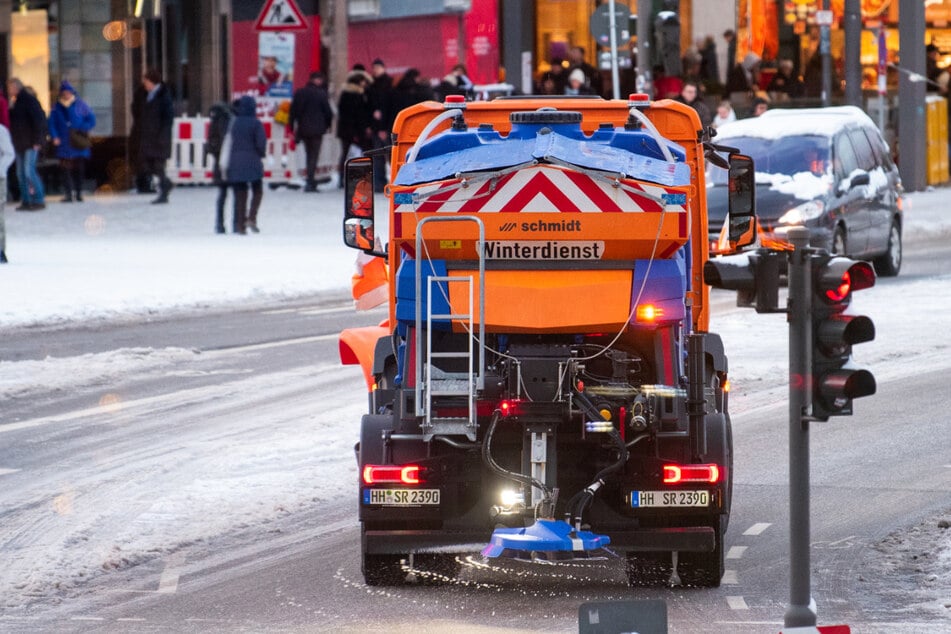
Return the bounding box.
[414,216,485,442]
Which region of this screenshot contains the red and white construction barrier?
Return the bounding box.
[167,115,339,188]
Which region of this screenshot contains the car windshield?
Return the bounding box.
[707,135,830,185]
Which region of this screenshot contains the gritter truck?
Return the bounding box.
[339,93,756,588]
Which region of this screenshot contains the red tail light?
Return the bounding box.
[663,463,721,484]
[362,464,421,485]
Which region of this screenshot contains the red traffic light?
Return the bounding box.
[816,257,875,304]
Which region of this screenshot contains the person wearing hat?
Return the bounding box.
[289,71,334,192]
[564,68,595,95]
[48,80,96,202]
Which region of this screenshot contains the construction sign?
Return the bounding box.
[254,0,308,31]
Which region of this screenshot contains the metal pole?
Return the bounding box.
[843,0,862,107]
[784,226,816,628]
[608,0,621,99]
[821,0,832,106]
[636,0,653,97]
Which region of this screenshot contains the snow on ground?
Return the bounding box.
[1,184,951,610]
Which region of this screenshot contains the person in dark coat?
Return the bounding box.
[366,58,394,192]
[336,70,373,189]
[139,68,174,204]
[288,71,334,193]
[204,101,233,233]
[386,68,434,128]
[129,84,153,193]
[7,77,47,210]
[673,80,712,128]
[48,81,96,202]
[223,96,266,234]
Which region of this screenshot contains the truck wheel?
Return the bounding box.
[678,516,726,587]
[362,551,406,586]
[703,412,733,528]
[413,553,462,584]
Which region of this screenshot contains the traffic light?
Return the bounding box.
[809,254,876,420]
[703,249,783,313]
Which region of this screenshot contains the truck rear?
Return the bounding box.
[339,94,755,587]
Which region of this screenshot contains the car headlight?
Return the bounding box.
[777,200,825,225]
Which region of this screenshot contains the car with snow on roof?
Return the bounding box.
[707,106,903,276]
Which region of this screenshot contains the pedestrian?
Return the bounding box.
[204,101,233,233]
[0,86,9,129]
[47,81,96,203]
[336,69,373,188]
[674,80,713,128]
[564,68,595,96]
[541,58,568,95]
[288,70,334,193]
[367,58,394,192]
[712,100,736,128]
[698,35,720,90]
[139,68,174,204]
[129,84,153,193]
[766,59,804,102]
[221,95,266,234]
[437,63,473,101]
[0,123,14,262]
[750,96,769,117]
[387,69,434,126]
[567,46,603,96]
[7,78,47,211]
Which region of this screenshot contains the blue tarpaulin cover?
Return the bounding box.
[395,125,691,188]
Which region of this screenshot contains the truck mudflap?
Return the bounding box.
[607,526,715,553]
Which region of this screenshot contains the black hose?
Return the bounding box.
[481,410,549,496]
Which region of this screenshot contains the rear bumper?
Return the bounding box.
[362,525,715,555]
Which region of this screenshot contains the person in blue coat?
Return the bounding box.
[223,95,266,234]
[48,81,96,202]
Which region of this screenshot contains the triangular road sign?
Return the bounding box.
[254,0,308,31]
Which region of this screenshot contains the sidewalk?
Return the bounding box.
[0,185,361,330]
[1,183,949,332]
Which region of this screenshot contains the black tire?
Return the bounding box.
[362,551,406,586]
[359,415,407,586]
[678,516,726,588]
[873,219,902,277]
[832,226,847,256]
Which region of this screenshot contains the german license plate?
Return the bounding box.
[631,490,709,508]
[363,488,440,506]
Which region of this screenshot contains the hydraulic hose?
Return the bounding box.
[481,410,549,497]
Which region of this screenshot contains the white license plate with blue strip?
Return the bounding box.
[363,489,440,506]
[631,490,709,508]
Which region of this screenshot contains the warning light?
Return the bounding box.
[635,304,663,322]
[444,94,467,109]
[663,463,720,484]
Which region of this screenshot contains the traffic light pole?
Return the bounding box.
[785,226,817,627]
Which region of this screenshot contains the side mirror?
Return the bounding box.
[727,153,756,248]
[343,157,384,256]
[850,171,870,188]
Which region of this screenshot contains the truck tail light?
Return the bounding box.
[362,464,421,485]
[663,463,720,484]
